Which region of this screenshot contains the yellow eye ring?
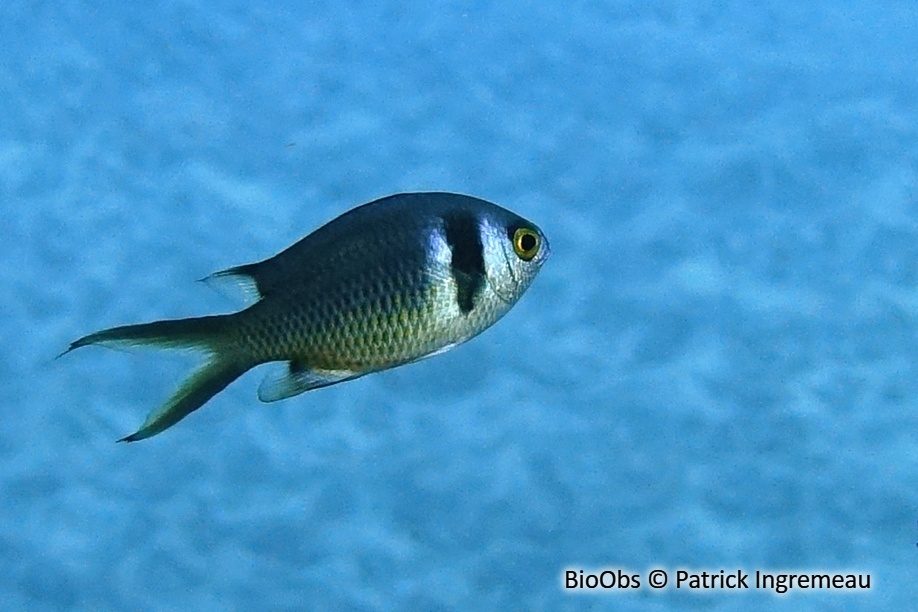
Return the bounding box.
[512,227,540,261]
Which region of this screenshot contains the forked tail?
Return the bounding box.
[64,315,253,442]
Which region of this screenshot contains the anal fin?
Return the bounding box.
[257,360,364,403]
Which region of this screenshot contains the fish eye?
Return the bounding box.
[512,227,540,261]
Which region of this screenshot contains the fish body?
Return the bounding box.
[67,192,550,441]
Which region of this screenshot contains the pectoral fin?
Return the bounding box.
[257,361,364,402]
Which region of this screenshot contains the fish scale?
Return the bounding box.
[64,192,550,441]
[243,255,441,365]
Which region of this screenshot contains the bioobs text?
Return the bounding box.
[565,569,640,590]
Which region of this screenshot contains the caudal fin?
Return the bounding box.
[63,315,228,354]
[119,357,249,442]
[65,315,252,442]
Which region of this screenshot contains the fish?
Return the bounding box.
[64,192,550,442]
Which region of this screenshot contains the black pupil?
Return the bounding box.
[520,232,537,252]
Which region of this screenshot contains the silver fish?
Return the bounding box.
[65,192,550,441]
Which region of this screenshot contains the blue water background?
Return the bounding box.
[3,1,917,609]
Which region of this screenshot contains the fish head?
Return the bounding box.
[480,209,551,305]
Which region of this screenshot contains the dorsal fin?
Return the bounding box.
[202,242,313,302]
[200,264,266,304]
